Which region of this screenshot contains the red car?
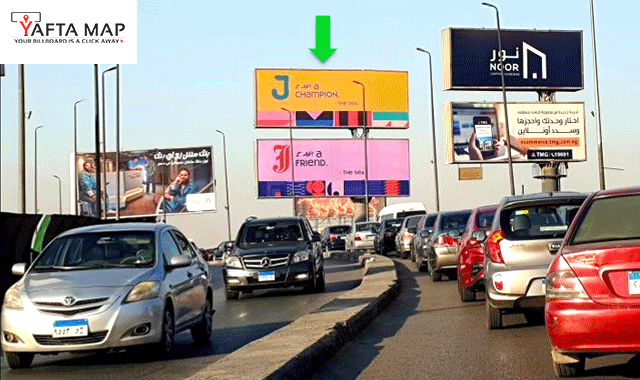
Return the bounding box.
[545,186,640,377]
[456,205,497,302]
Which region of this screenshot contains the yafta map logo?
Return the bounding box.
[11,11,126,44]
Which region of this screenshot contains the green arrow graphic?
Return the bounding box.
[310,15,337,63]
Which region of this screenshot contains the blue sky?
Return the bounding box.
[2,0,639,247]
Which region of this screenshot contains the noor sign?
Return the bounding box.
[443,28,583,91]
[444,102,586,164]
[73,146,215,218]
[257,139,410,197]
[255,69,409,128]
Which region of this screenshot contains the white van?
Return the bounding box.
[377,202,427,223]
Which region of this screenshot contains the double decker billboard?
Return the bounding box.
[256,139,410,197]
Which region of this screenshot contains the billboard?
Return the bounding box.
[444,102,586,163]
[255,69,409,128]
[295,197,384,219]
[443,28,583,91]
[257,139,410,197]
[73,146,214,218]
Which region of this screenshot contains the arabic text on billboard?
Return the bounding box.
[255,69,409,128]
[73,146,214,218]
[257,139,410,197]
[444,102,586,164]
[443,28,583,91]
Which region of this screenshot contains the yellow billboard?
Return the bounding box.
[255,69,409,128]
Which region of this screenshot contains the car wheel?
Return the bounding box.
[316,267,326,292]
[155,307,175,356]
[5,352,34,369]
[553,356,585,377]
[523,310,545,326]
[432,270,443,282]
[400,250,407,259]
[460,288,476,302]
[304,268,317,293]
[191,298,213,346]
[410,249,416,262]
[486,300,502,329]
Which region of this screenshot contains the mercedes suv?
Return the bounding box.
[223,216,325,299]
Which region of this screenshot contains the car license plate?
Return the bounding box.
[258,271,275,282]
[629,271,640,295]
[52,319,88,338]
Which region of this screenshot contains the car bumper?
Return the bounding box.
[485,264,548,309]
[1,297,164,353]
[432,246,459,270]
[326,240,345,251]
[224,262,313,290]
[546,298,640,354]
[353,240,375,250]
[397,241,411,253]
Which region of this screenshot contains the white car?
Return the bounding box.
[345,222,380,252]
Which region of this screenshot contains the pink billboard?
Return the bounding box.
[257,139,410,198]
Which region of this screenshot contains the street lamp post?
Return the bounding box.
[53,175,62,214]
[73,99,86,215]
[482,2,516,196]
[416,47,441,212]
[352,81,369,221]
[215,129,232,241]
[589,0,606,190]
[101,65,117,219]
[281,107,297,216]
[115,64,122,220]
[34,125,45,213]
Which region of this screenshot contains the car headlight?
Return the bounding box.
[3,286,24,310]
[124,281,160,303]
[292,251,310,263]
[225,256,243,269]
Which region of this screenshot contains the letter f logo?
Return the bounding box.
[273,144,291,173]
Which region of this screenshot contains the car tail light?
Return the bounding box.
[329,234,337,241]
[486,230,505,264]
[436,235,457,247]
[403,232,412,242]
[355,236,362,241]
[493,274,503,291]
[546,255,589,299]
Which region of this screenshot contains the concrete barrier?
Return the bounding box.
[188,253,399,380]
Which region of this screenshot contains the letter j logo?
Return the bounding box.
[272,75,289,100]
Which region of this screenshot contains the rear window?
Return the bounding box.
[570,194,640,245]
[404,216,422,229]
[397,210,426,219]
[501,203,582,240]
[328,226,350,234]
[356,222,380,232]
[476,211,495,229]
[439,211,471,233]
[383,219,403,229]
[424,215,437,229]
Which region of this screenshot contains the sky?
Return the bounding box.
[1,0,639,248]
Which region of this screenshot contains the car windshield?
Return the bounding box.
[356,223,379,232]
[570,194,640,245]
[31,231,155,271]
[240,222,303,244]
[501,203,582,240]
[328,226,351,234]
[476,211,495,229]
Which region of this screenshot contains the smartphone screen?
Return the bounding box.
[473,116,494,153]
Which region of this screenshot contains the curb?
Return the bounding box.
[187,253,399,380]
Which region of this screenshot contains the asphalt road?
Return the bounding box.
[1,255,365,379]
[310,257,640,380]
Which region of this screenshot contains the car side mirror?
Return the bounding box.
[312,233,321,242]
[224,241,235,250]
[448,229,461,238]
[419,229,430,238]
[167,255,191,269]
[12,263,27,276]
[472,230,487,243]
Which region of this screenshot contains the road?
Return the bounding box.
[1,255,364,379]
[310,258,640,380]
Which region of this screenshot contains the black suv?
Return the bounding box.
[223,216,325,299]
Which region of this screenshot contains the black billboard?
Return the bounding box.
[443,28,583,91]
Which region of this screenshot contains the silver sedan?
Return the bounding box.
[1,223,214,369]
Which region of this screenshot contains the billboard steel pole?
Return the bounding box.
[94,64,103,219]
[417,47,441,212]
[34,125,45,213]
[353,81,369,221]
[589,0,606,190]
[19,65,26,213]
[73,99,85,215]
[53,175,62,214]
[115,64,121,220]
[101,66,117,219]
[216,129,232,241]
[281,107,297,216]
[483,2,516,196]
